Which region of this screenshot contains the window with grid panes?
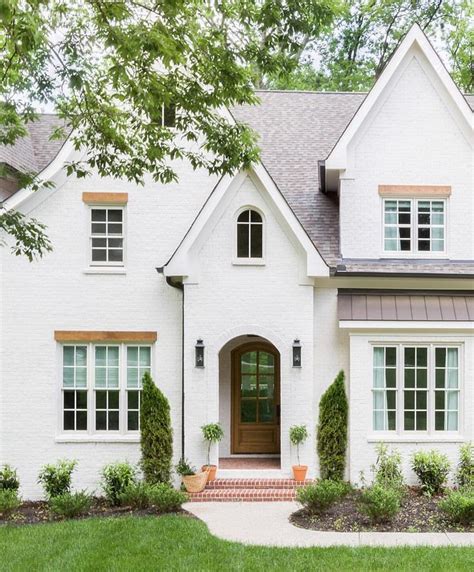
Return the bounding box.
[90,208,124,265]
[62,346,88,430]
[373,345,460,435]
[126,346,151,430]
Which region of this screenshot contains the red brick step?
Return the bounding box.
[188,487,298,502]
[187,477,313,502]
[205,478,312,489]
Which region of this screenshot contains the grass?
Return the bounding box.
[0,514,473,571]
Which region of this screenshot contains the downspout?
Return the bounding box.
[156,268,185,460]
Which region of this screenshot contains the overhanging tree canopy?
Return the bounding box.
[0,0,337,259]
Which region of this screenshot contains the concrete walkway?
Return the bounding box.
[184,501,474,547]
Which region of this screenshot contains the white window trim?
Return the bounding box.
[58,342,153,440]
[89,206,127,268]
[381,197,448,257]
[369,342,463,440]
[233,206,266,265]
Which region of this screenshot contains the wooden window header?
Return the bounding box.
[378,185,451,197]
[82,192,128,205]
[54,331,157,343]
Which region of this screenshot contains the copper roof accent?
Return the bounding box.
[338,290,474,321]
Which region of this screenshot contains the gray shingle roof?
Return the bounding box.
[233,90,474,276]
[232,91,366,266]
[1,93,473,276]
[0,114,67,175]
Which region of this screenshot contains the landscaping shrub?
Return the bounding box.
[360,484,402,523]
[48,491,92,518]
[119,482,188,512]
[148,483,188,512]
[372,443,405,492]
[412,450,451,495]
[38,459,77,499]
[0,489,21,517]
[0,464,20,491]
[317,370,348,481]
[140,372,173,484]
[456,442,474,489]
[439,488,474,526]
[119,482,154,509]
[296,479,349,514]
[101,461,137,506]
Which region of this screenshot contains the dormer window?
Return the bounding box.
[237,209,263,259]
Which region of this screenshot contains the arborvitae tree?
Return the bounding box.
[140,372,173,484]
[317,370,348,481]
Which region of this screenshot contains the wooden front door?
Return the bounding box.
[232,342,280,454]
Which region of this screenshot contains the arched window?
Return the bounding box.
[237,209,263,258]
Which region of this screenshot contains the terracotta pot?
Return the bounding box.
[292,465,308,482]
[182,470,209,493]
[201,465,217,482]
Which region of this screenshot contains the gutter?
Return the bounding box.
[156,267,185,460]
[334,270,474,279]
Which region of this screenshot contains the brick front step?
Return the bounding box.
[188,487,298,502]
[206,478,312,489]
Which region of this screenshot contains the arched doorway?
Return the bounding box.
[231,341,280,454]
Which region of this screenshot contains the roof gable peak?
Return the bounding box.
[326,23,473,171]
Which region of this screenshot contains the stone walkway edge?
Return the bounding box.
[184,501,474,547]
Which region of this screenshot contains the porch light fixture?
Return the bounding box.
[195,339,205,368]
[292,339,302,367]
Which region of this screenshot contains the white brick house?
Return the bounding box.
[1,25,473,499]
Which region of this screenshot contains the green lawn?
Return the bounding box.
[0,514,473,571]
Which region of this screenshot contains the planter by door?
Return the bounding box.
[231,342,280,454]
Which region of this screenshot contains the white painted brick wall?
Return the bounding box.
[0,161,219,499]
[340,53,473,260]
[182,175,316,476]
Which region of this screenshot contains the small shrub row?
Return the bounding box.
[0,489,21,517]
[0,465,21,517]
[296,479,350,513]
[439,488,474,525]
[412,450,451,496]
[119,482,187,512]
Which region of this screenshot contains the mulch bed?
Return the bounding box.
[0,498,191,527]
[291,488,473,533]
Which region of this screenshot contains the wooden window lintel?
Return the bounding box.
[82,192,128,204]
[55,331,157,343]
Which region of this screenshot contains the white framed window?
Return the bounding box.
[62,346,88,431]
[90,207,124,265]
[383,199,446,253]
[236,208,263,259]
[60,343,153,434]
[372,344,460,434]
[94,346,120,431]
[126,346,151,431]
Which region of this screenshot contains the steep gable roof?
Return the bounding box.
[326,24,473,171]
[232,91,365,265]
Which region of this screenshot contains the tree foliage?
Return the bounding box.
[272,0,474,92]
[0,0,337,260]
[140,372,173,485]
[317,370,348,481]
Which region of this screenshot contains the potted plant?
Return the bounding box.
[175,458,208,493]
[290,424,309,481]
[201,422,224,482]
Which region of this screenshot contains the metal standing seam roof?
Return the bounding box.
[338,290,474,321]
